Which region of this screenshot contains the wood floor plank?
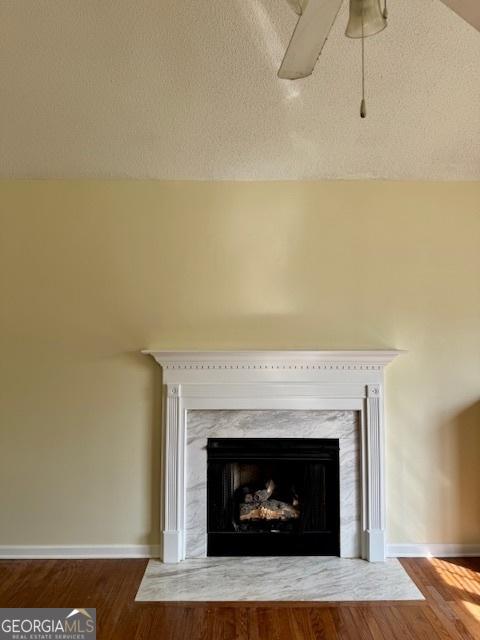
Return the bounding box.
[369,606,406,640]
[450,601,480,640]
[233,607,250,640]
[310,608,340,639]
[358,607,389,640]
[329,608,357,640]
[341,607,374,640]
[246,607,262,640]
[285,608,315,640]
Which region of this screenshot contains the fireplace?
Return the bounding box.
[207,437,340,556]
[142,349,403,562]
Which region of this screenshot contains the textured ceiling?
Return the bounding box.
[0,0,479,180]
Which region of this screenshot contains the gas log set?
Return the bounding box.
[238,478,300,522]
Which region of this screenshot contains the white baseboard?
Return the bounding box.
[0,545,161,560]
[387,544,480,558]
[1,543,478,560]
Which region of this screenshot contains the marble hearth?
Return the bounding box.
[136,556,424,601]
[143,350,402,563]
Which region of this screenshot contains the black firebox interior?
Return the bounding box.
[207,438,340,556]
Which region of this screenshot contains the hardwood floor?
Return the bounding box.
[0,557,479,639]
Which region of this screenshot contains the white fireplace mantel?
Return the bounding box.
[143,349,403,563]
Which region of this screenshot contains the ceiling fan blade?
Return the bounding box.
[439,0,480,31]
[278,0,344,79]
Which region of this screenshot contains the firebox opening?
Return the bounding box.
[207,438,340,556]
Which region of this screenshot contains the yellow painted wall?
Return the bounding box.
[0,180,479,548]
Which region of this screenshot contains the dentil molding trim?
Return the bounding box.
[142,350,402,373]
[143,350,404,563]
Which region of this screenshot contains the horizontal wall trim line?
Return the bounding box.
[387,544,480,558]
[1,543,478,560]
[0,545,161,559]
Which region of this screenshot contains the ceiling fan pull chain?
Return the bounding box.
[360,5,366,118]
[383,0,388,20]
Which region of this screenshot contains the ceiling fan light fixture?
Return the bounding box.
[345,0,387,38]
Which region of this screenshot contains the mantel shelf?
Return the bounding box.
[142,349,404,372]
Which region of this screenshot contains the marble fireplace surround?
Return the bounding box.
[186,409,359,559]
[143,350,402,563]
